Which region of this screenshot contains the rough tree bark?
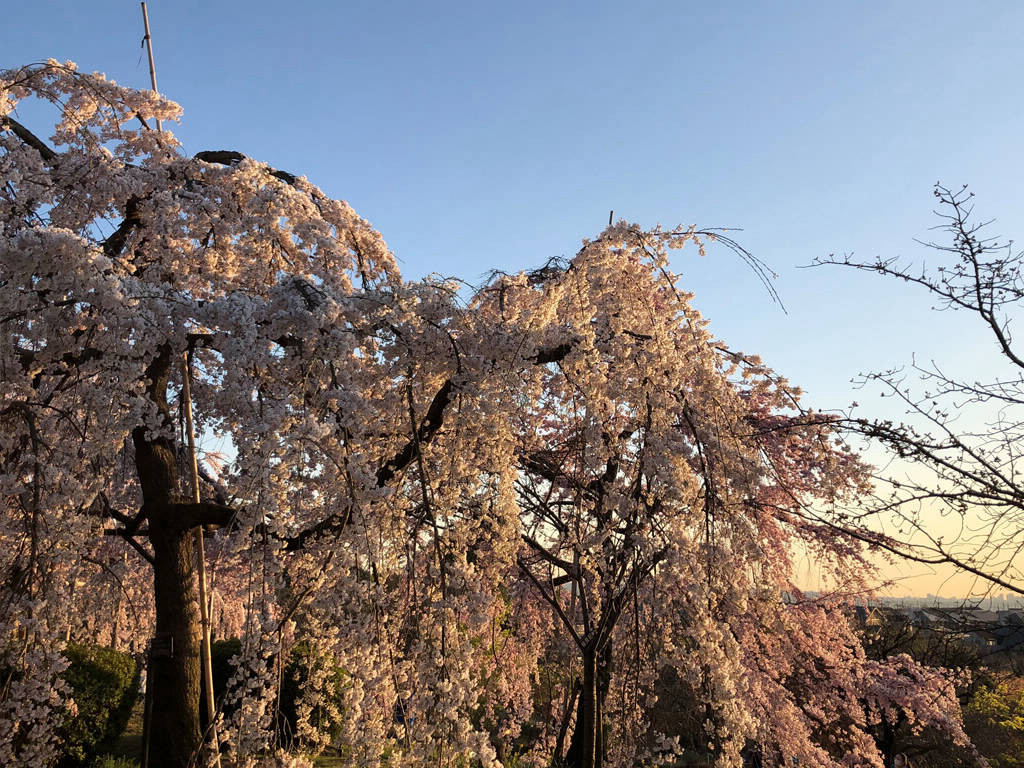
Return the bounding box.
[563,642,611,768]
[132,347,203,768]
[147,521,203,768]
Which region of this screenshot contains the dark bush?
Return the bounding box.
[204,638,345,747]
[279,641,347,745]
[199,637,242,730]
[59,643,140,767]
[208,637,243,708]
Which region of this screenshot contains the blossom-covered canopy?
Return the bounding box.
[0,61,975,768]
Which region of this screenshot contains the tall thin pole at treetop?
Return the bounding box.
[139,5,221,765]
[140,3,162,132]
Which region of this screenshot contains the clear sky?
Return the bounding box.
[5,1,1023,598]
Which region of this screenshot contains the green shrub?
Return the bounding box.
[59,643,140,767]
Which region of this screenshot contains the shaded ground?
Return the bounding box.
[109,700,143,763]
[108,705,346,767]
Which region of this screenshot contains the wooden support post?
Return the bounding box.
[181,352,221,766]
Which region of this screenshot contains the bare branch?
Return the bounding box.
[1,115,57,162]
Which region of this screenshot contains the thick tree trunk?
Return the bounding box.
[132,347,204,768]
[149,521,203,768]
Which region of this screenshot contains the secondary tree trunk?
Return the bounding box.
[597,644,610,761]
[582,649,598,768]
[564,644,607,768]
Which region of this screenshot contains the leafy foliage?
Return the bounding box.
[964,679,1024,767]
[59,643,139,767]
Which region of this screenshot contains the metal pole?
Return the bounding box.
[140,3,163,131]
[182,352,222,767]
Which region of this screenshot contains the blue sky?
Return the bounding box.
[5,1,1023,595]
